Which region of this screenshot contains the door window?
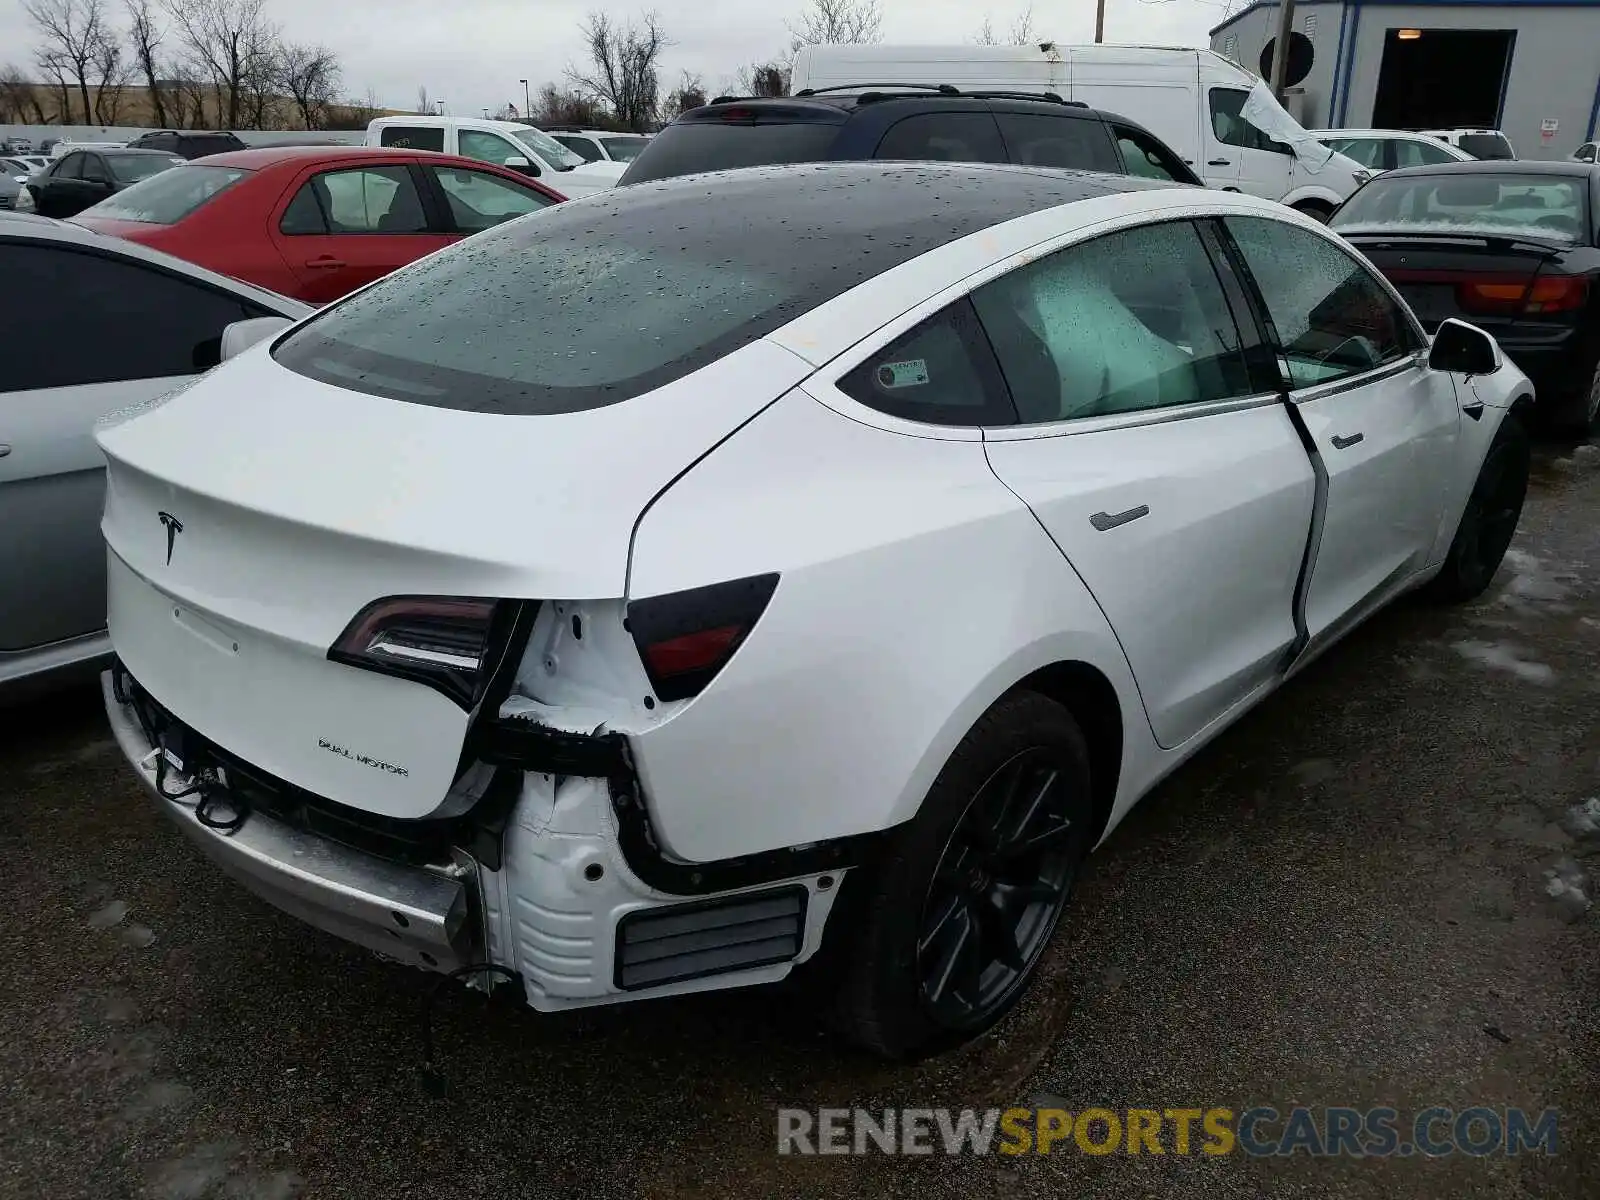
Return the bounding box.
[1225,215,1421,388]
[459,129,539,173]
[972,220,1262,423]
[288,165,428,234]
[875,113,1007,163]
[1394,138,1458,167]
[994,114,1120,173]
[1208,88,1291,154]
[836,298,1014,427]
[554,134,602,162]
[79,154,111,184]
[1324,137,1385,169]
[1113,125,1192,181]
[0,243,256,391]
[53,152,84,179]
[378,125,446,152]
[430,165,555,233]
[1578,144,1597,163]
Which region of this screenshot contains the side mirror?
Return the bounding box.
[502,154,538,176]
[1429,318,1501,377]
[220,316,294,362]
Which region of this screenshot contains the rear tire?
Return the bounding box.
[1426,416,1530,603]
[830,692,1092,1059]
[1292,200,1334,223]
[1545,348,1600,438]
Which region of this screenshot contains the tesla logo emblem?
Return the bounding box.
[157,511,183,565]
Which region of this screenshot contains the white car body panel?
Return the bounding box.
[789,43,1368,205]
[98,172,1535,1017]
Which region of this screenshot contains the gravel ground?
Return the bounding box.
[1,440,1597,1200]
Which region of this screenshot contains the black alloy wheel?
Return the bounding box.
[916,747,1084,1029]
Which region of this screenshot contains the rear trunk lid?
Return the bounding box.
[98,339,810,817]
[1347,233,1571,339]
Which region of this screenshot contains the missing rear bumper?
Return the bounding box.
[102,670,480,974]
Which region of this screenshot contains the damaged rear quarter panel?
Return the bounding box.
[623,387,1143,863]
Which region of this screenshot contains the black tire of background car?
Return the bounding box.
[1546,345,1600,439]
[1292,200,1334,223]
[828,691,1092,1059]
[1425,415,1530,604]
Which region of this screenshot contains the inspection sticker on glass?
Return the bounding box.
[877,359,930,390]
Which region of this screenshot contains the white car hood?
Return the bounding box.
[550,159,627,198]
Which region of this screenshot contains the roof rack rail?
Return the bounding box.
[965,90,1084,107]
[794,83,961,97]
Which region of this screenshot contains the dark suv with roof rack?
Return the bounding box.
[125,130,247,160]
[619,84,1202,187]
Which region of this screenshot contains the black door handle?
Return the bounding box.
[1090,504,1150,531]
[1207,158,1230,166]
[1331,432,1364,449]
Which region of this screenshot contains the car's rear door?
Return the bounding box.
[1222,214,1461,648]
[975,217,1314,748]
[269,161,451,303]
[0,238,261,652]
[416,162,560,238]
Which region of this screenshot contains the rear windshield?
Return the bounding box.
[1460,133,1514,160]
[84,164,249,223]
[619,119,841,184]
[105,153,185,184]
[183,135,244,158]
[1332,172,1588,243]
[274,165,1061,414]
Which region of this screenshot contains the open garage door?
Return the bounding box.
[1372,28,1515,130]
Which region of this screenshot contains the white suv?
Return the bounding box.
[1420,129,1516,160]
[365,116,625,198]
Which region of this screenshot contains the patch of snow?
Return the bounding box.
[88,900,129,930]
[1450,640,1556,684]
[1564,797,1600,842]
[1543,858,1592,924]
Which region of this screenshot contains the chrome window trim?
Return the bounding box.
[981,390,1283,441]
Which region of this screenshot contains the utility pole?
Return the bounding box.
[1270,0,1297,101]
[520,78,530,119]
[1094,0,1106,42]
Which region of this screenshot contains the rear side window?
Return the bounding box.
[1114,126,1194,183]
[300,166,427,234]
[619,119,841,184]
[1393,138,1458,168]
[379,125,446,153]
[1460,133,1514,160]
[1324,137,1385,168]
[554,134,602,161]
[995,114,1120,173]
[0,242,257,391]
[84,165,249,224]
[876,113,1007,163]
[837,299,1014,427]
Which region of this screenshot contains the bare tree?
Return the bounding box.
[566,10,666,133]
[1010,5,1039,45]
[23,0,109,124]
[165,0,277,129]
[0,65,50,123]
[91,29,132,124]
[664,69,706,116]
[415,84,429,115]
[787,0,881,54]
[37,50,76,122]
[282,43,341,129]
[126,0,169,126]
[533,82,607,129]
[736,61,789,98]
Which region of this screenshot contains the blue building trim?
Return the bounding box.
[1328,3,1353,124]
[1587,71,1600,140]
[1211,0,1600,40]
[1337,0,1364,126]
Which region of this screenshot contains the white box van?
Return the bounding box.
[791,43,1369,218]
[364,116,626,199]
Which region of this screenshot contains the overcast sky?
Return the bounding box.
[7,0,1232,121]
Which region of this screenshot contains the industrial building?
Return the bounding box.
[1209,0,1600,158]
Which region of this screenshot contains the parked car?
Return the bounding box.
[1420,129,1516,160]
[1572,142,1597,164]
[548,128,652,163]
[365,115,625,198]
[1312,128,1471,173]
[72,146,565,304]
[13,155,50,173]
[48,139,129,159]
[789,43,1370,218]
[2,136,33,154]
[17,148,184,219]
[622,89,1203,188]
[2,156,35,178]
[99,162,1530,1058]
[125,129,248,160]
[1331,159,1600,433]
[0,212,308,698]
[0,165,22,211]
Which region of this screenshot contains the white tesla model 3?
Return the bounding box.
[99,162,1532,1058]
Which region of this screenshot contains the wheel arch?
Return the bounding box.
[1008,659,1125,845]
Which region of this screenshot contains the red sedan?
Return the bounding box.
[71,145,566,304]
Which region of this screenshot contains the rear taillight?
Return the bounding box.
[330,596,503,708]
[1457,275,1588,315]
[627,574,779,702]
